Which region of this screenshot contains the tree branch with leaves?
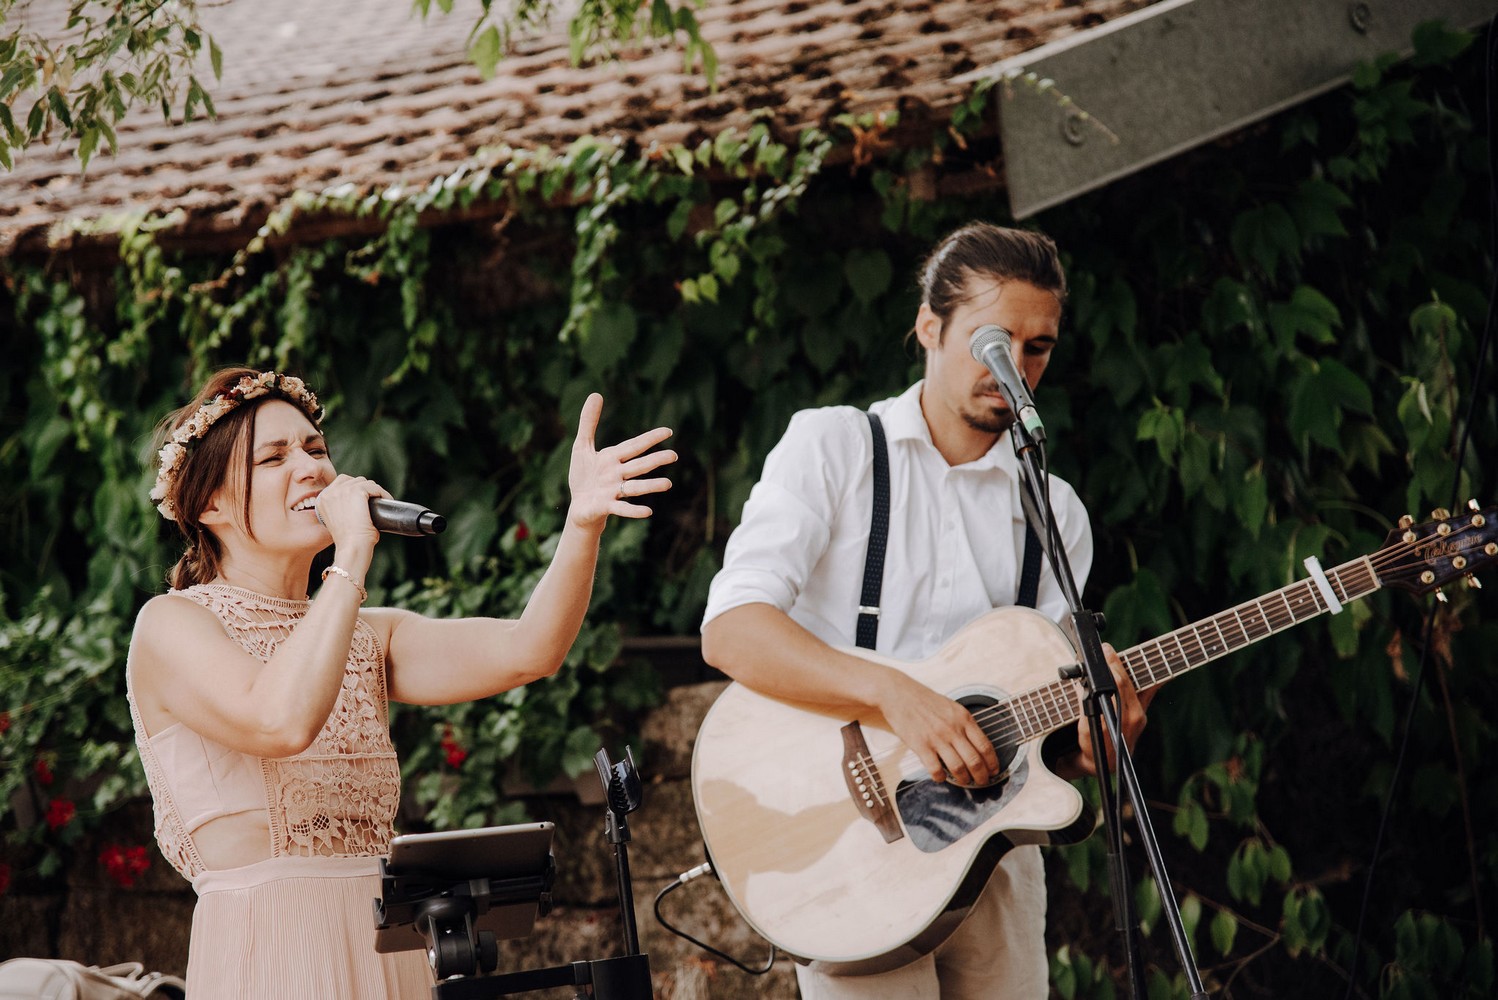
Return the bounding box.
[0,0,221,170]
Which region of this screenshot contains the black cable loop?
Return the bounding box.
[652,875,779,976]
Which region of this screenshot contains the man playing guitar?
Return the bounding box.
[700,222,1152,999]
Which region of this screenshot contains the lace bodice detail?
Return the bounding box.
[128,584,403,881]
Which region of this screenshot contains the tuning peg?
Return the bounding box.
[1435,588,1448,603]
[1431,507,1451,521]
[1398,514,1415,529]
[1467,576,1483,590]
[1469,499,1481,511]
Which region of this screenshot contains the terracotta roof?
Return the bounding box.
[0,0,1156,255]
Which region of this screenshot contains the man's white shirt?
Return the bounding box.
[703,380,1093,659]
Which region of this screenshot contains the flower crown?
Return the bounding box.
[151,371,323,521]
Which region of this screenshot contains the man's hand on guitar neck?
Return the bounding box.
[1058,642,1154,779]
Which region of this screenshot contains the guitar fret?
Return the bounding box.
[1031,690,1050,738]
[1331,558,1377,602]
[1011,693,1035,741]
[1290,583,1318,619]
[1044,683,1068,729]
[1028,688,1053,738]
[1172,633,1192,676]
[1154,639,1177,682]
[1222,610,1246,649]
[1229,607,1249,647]
[1140,642,1167,685]
[1202,616,1227,658]
[1241,602,1269,641]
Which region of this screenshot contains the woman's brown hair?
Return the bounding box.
[154,367,276,589]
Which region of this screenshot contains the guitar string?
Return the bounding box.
[857,522,1488,781]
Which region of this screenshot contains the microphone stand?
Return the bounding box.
[1008,423,1208,1000]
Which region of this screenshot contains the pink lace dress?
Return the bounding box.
[126,584,433,998]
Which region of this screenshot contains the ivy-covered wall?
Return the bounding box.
[2,22,1493,1000]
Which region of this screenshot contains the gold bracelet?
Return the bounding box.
[320,564,367,604]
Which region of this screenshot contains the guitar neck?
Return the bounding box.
[1001,555,1383,744]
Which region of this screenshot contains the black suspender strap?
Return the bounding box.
[856,412,890,650]
[1015,471,1046,610]
[1016,522,1043,610]
[856,409,1043,645]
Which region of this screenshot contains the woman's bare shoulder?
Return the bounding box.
[130,592,230,662]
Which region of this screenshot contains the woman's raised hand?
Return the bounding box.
[568,393,676,531]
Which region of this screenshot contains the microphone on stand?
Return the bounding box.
[317,498,447,536]
[968,324,1047,444]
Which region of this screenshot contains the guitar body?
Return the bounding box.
[691,606,1093,976]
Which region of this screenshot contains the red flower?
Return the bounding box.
[34,758,53,786]
[0,711,10,735]
[45,798,75,831]
[0,862,10,896]
[440,726,467,769]
[515,521,530,542]
[99,844,152,888]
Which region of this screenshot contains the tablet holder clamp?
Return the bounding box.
[375,857,555,980]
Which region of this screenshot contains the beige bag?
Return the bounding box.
[0,959,186,1000]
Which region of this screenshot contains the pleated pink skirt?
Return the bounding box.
[187,856,434,999]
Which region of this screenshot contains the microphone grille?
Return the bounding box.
[968,325,1011,361]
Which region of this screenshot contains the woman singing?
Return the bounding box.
[126,368,674,997]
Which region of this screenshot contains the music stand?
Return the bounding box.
[374,822,557,980]
[374,750,654,1000]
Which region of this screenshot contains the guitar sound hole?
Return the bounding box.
[892,694,1032,853]
[946,695,1020,790]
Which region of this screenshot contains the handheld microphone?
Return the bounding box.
[317,498,447,536]
[968,325,1046,443]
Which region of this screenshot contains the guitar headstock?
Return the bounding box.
[1376,501,1498,596]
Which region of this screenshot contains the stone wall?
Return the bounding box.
[0,682,799,998]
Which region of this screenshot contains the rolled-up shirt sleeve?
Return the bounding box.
[702,407,863,628]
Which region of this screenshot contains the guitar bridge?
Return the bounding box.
[841,723,904,843]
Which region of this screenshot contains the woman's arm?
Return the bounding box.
[384,394,675,705]
[131,475,388,757]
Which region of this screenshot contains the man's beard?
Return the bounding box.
[963,391,1016,435]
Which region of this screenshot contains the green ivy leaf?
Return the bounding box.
[581,302,638,375]
[843,247,892,306]
[1410,21,1473,68]
[561,723,602,777]
[1231,203,1300,280]
[1135,877,1162,936]
[469,25,502,80]
[1268,285,1341,349]
[1288,178,1351,239]
[1211,908,1238,956]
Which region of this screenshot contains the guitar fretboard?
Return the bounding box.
[978,556,1381,748]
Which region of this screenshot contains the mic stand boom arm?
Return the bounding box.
[1009,425,1209,1000]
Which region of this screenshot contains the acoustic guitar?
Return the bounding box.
[691,505,1497,976]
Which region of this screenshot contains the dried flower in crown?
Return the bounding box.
[151,371,323,521]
